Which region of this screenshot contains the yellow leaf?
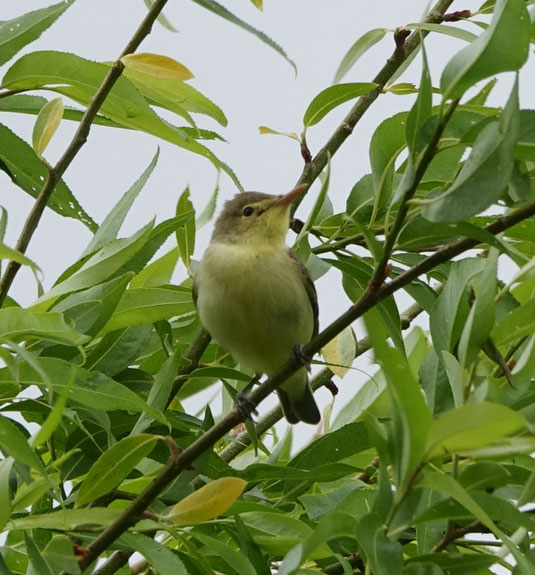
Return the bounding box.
[121,53,193,81]
[258,125,300,141]
[166,477,247,526]
[321,326,356,378]
[250,0,263,9]
[32,97,64,158]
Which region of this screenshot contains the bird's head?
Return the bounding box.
[211,185,306,248]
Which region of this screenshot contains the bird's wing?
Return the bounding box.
[288,248,319,338]
[192,278,199,307]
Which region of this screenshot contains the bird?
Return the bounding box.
[193,185,321,424]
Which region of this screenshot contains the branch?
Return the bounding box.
[431,520,488,553]
[295,0,455,193]
[0,0,170,307]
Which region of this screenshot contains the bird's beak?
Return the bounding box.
[273,184,308,207]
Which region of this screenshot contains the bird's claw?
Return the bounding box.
[292,344,312,373]
[236,392,259,422]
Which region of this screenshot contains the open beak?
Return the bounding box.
[273,184,308,207]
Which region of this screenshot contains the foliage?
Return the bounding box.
[1,1,535,574]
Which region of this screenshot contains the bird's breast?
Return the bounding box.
[194,242,314,374]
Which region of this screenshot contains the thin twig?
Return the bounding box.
[0,0,170,307]
[431,520,487,553]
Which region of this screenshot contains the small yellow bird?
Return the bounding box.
[193,185,321,424]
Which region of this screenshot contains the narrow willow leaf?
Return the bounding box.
[303,83,378,127]
[258,125,300,141]
[0,458,14,531]
[83,149,159,257]
[0,415,46,474]
[0,123,96,231]
[176,188,195,273]
[0,241,41,272]
[196,178,219,228]
[0,0,75,66]
[76,434,158,506]
[24,533,55,575]
[333,28,387,83]
[279,512,355,574]
[121,532,188,575]
[41,536,81,575]
[492,298,535,345]
[422,78,519,222]
[405,46,432,157]
[250,0,263,9]
[404,22,477,43]
[354,512,402,575]
[143,0,178,32]
[121,53,193,81]
[166,477,247,526]
[8,507,126,531]
[129,248,179,288]
[0,308,88,347]
[425,402,527,458]
[193,533,257,575]
[190,0,296,73]
[32,97,63,158]
[440,0,529,99]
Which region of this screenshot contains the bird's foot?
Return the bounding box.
[292,344,312,373]
[235,373,261,422]
[236,393,259,422]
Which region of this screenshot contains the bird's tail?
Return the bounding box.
[277,371,320,425]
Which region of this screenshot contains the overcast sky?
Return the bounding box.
[2,1,532,445]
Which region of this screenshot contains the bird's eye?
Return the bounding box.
[242,206,254,217]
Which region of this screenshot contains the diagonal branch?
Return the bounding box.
[0,0,170,307]
[67,197,535,574]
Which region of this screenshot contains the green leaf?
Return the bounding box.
[421,78,519,222]
[234,514,271,575]
[429,258,485,354]
[369,112,408,224]
[32,97,63,158]
[280,512,355,574]
[194,532,256,575]
[7,507,131,531]
[0,415,45,474]
[0,457,14,531]
[196,179,219,228]
[41,535,81,575]
[83,324,152,376]
[99,286,194,333]
[33,221,155,309]
[176,188,195,273]
[0,0,75,66]
[24,533,54,575]
[83,149,159,257]
[121,532,188,575]
[0,123,96,231]
[404,22,477,43]
[0,241,41,271]
[457,249,497,368]
[240,511,317,557]
[365,315,433,488]
[440,0,530,99]
[303,83,378,127]
[0,308,88,347]
[289,421,371,469]
[333,28,387,83]
[190,0,296,73]
[130,248,179,289]
[405,46,432,156]
[1,357,169,426]
[493,298,535,345]
[426,402,527,458]
[354,512,402,575]
[51,273,132,336]
[76,434,158,506]
[241,463,357,483]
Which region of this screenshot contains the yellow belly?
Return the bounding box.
[195,242,314,375]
